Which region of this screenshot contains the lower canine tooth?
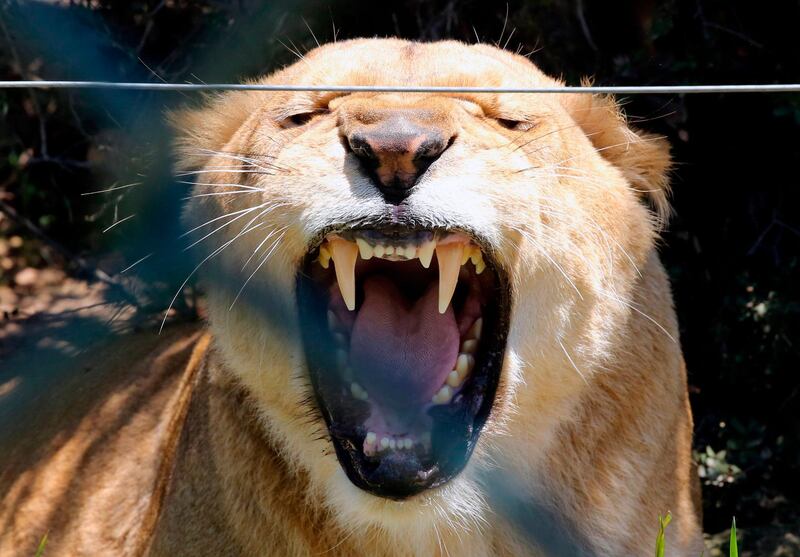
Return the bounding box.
[435,243,464,314]
[329,239,359,311]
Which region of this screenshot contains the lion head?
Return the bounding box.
[173,38,673,542]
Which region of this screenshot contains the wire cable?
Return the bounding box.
[1,81,800,94]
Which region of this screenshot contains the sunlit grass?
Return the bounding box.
[655,514,739,557]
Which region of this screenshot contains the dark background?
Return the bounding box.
[0,1,798,552]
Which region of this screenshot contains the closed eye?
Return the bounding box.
[282,110,328,128]
[496,118,536,131]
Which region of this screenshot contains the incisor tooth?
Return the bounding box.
[384,245,395,256]
[405,244,416,259]
[395,246,404,257]
[373,244,385,258]
[356,238,373,260]
[330,239,359,311]
[381,437,390,449]
[435,243,464,314]
[418,241,435,268]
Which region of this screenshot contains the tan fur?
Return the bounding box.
[1,39,703,556]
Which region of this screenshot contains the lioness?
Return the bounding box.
[1,39,703,556]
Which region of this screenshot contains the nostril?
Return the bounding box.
[348,135,377,160]
[413,135,454,162]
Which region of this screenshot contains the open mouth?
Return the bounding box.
[296,227,510,500]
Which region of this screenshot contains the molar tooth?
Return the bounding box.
[336,349,348,369]
[475,258,486,274]
[318,243,331,269]
[373,244,385,258]
[456,354,474,377]
[461,339,478,353]
[350,382,368,401]
[447,370,461,388]
[435,243,464,314]
[417,241,435,268]
[468,318,483,340]
[356,238,373,260]
[434,385,453,404]
[330,239,359,311]
[461,249,471,265]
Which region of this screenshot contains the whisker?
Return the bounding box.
[82,181,141,196]
[102,213,136,233]
[228,229,288,310]
[160,220,265,333]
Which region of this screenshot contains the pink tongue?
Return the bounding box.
[350,276,459,409]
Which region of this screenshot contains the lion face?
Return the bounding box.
[176,38,670,531]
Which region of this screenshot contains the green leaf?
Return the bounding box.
[655,511,672,557]
[729,517,738,557]
[34,532,48,557]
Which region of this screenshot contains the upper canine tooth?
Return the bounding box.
[435,243,464,314]
[330,239,359,311]
[418,241,435,268]
[356,238,373,260]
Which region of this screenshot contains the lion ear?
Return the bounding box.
[560,90,672,225]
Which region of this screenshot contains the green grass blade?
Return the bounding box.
[729,517,738,557]
[34,532,48,557]
[655,512,672,557]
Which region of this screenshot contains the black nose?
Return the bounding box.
[346,113,453,202]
